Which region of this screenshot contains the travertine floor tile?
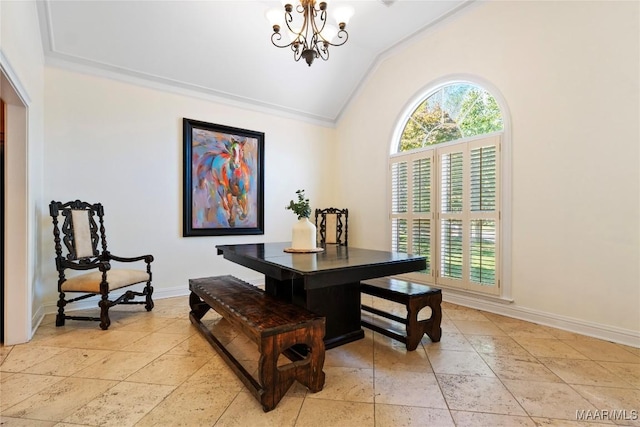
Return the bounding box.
[373,335,432,372]
[158,318,198,335]
[540,358,635,388]
[62,381,175,426]
[8,294,638,425]
[572,385,640,426]
[0,345,13,364]
[428,349,495,377]
[437,374,526,415]
[0,345,68,373]
[1,377,118,421]
[428,332,475,352]
[497,323,556,339]
[376,405,455,426]
[502,379,598,420]
[0,373,65,411]
[120,331,189,354]
[374,369,447,408]
[35,329,150,350]
[440,317,462,335]
[71,350,159,381]
[563,340,640,363]
[23,348,113,376]
[531,417,614,426]
[514,337,589,359]
[125,353,209,385]
[596,361,640,388]
[618,344,640,357]
[451,411,536,426]
[445,307,490,322]
[166,332,216,357]
[214,391,303,427]
[117,316,178,333]
[324,332,374,369]
[466,335,532,357]
[480,354,563,382]
[454,319,507,336]
[149,297,190,318]
[306,366,374,403]
[226,333,260,362]
[182,356,245,391]
[0,417,57,426]
[296,398,375,427]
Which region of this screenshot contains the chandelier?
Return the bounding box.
[267,1,354,67]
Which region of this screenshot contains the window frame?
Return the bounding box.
[388,77,512,301]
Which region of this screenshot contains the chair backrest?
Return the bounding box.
[315,207,348,246]
[50,200,107,262]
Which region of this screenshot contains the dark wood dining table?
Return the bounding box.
[216,242,427,349]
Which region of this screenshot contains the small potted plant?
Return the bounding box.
[286,189,316,250]
[286,189,311,219]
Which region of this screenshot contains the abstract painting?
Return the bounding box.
[183,118,264,236]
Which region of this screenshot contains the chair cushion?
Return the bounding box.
[71,209,94,258]
[61,269,150,293]
[325,213,338,244]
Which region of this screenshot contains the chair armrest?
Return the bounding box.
[105,253,154,264]
[59,258,111,272]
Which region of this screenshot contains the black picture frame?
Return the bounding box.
[183,118,264,236]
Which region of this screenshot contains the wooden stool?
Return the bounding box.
[361,277,442,351]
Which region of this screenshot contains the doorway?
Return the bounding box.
[1,99,4,343]
[1,66,30,345]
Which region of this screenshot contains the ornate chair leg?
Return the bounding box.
[145,282,154,312]
[99,298,111,330]
[56,292,67,327]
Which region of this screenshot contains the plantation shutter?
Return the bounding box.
[390,134,500,295]
[411,157,433,274]
[467,136,500,292]
[438,147,466,286]
[390,153,434,274]
[391,160,408,253]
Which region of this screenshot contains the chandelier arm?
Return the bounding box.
[315,41,330,61]
[324,30,348,47]
[271,32,289,49]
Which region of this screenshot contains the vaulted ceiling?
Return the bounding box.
[36,0,470,125]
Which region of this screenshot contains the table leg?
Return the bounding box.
[265,277,364,349]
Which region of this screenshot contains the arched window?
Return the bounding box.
[398,83,503,152]
[390,81,505,296]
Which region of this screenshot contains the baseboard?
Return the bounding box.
[443,292,640,348]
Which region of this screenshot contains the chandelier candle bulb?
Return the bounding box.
[333,5,354,27]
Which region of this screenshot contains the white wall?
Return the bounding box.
[337,1,639,338]
[1,0,45,344]
[42,68,337,305]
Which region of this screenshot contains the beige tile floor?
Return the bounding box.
[1,295,639,426]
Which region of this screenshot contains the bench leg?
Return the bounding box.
[189,291,211,321]
[405,294,443,351]
[258,320,326,412]
[424,293,443,343]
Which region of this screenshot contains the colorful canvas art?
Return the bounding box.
[183,119,264,236]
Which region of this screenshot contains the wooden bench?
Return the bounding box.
[360,277,442,351]
[188,275,326,412]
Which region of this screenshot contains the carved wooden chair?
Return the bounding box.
[315,207,348,246]
[49,200,154,330]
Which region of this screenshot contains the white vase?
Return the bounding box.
[292,217,317,250]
